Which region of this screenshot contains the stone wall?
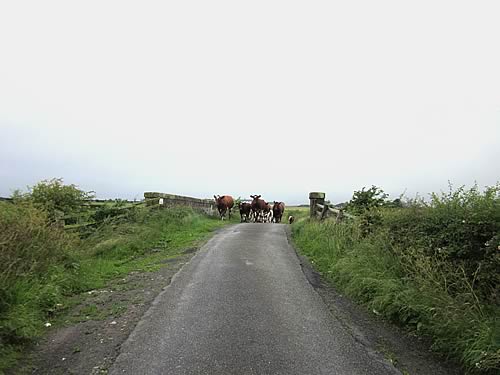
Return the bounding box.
[144,192,216,216]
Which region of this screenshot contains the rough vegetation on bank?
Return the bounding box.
[0,180,231,372]
[292,184,500,374]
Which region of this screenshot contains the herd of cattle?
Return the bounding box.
[213,194,294,224]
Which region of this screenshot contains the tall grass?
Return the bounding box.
[0,203,230,372]
[292,188,499,374]
[285,206,310,223]
[0,202,78,367]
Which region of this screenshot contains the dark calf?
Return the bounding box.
[272,201,285,223]
[238,202,252,222]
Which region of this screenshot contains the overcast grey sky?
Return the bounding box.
[1,1,499,204]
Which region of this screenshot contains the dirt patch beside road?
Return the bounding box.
[11,251,196,375]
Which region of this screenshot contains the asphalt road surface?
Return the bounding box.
[110,223,398,375]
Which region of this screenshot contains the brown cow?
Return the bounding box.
[238,202,252,223]
[250,195,267,223]
[214,195,234,220]
[272,201,285,223]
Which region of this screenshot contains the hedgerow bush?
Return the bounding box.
[0,201,79,366]
[383,184,500,304]
[346,185,389,235]
[346,185,388,214]
[0,202,77,290]
[12,178,95,221]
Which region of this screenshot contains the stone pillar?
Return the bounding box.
[309,192,325,219]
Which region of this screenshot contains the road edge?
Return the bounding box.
[284,224,462,375]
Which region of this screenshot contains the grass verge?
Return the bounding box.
[291,218,499,374]
[0,203,233,373]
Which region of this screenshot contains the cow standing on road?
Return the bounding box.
[214,195,234,220]
[238,202,252,223]
[250,195,267,223]
[272,202,285,223]
[263,202,273,223]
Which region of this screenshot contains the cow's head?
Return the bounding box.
[250,194,261,201]
[214,195,220,203]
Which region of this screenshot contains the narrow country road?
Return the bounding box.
[110,224,398,375]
